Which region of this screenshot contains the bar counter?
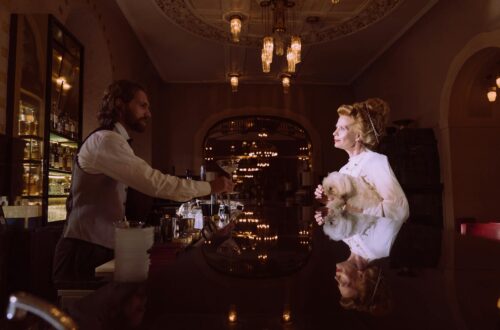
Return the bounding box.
[64,206,500,329]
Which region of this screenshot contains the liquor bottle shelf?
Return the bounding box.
[20,195,43,199]
[22,159,43,164]
[19,134,43,140]
[49,168,72,175]
[50,131,78,143]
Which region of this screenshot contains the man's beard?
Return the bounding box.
[124,108,148,132]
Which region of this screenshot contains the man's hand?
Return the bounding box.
[314,206,329,226]
[209,176,235,194]
[314,184,329,204]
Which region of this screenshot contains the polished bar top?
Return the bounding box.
[66,206,500,329]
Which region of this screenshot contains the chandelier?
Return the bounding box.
[227,0,301,77]
[259,0,301,74]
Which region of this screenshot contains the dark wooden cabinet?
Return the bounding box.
[379,128,443,227]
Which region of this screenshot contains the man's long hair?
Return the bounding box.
[98,80,145,128]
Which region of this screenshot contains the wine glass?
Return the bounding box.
[216,158,240,221]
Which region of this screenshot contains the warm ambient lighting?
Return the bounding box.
[228,305,237,323]
[332,0,341,4]
[230,74,239,92]
[487,86,497,102]
[282,310,291,323]
[496,76,500,88]
[230,16,242,42]
[55,77,72,90]
[282,75,291,94]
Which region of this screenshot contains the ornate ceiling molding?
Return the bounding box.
[154,0,402,47]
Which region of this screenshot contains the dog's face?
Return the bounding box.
[322,172,354,200]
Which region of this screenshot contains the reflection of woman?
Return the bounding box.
[314,98,409,312]
[336,254,391,315]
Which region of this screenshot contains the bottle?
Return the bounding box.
[56,112,65,134]
[58,144,65,170]
[51,101,58,130]
[22,170,29,195]
[33,119,39,136]
[31,140,40,160]
[50,143,56,168]
[64,116,71,137]
[66,147,73,172]
[200,165,206,181]
[53,143,60,169]
[18,104,27,135]
[24,106,35,135]
[23,141,30,160]
[69,119,76,139]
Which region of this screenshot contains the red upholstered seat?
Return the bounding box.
[460,222,500,241]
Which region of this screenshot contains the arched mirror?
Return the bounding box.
[203,116,313,205]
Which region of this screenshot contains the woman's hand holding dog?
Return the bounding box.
[314,207,329,225]
[314,184,329,204]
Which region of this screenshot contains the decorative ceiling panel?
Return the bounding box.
[155,0,401,47]
[115,0,437,83]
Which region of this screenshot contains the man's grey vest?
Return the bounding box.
[62,128,127,249]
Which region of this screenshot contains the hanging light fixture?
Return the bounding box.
[261,36,274,73]
[496,76,500,88]
[282,74,291,94]
[229,74,239,93]
[487,86,497,102]
[291,35,301,63]
[230,16,242,42]
[260,0,301,74]
[287,47,297,73]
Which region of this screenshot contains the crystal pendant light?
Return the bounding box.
[230,75,239,93]
[230,16,242,42]
[291,36,301,63]
[487,86,497,102]
[282,75,291,94]
[287,47,296,73]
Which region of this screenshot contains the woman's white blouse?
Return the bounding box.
[323,150,409,261]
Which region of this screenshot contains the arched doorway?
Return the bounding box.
[439,30,500,230]
[203,116,313,205]
[447,47,500,224]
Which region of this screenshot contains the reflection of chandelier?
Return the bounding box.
[238,158,259,173]
[249,141,278,158]
[257,158,270,168]
[298,144,311,161]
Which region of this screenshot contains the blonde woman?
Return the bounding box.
[315,98,409,311]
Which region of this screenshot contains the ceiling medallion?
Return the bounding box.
[154,0,402,47]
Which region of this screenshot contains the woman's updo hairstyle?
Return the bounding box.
[337,98,390,149]
[339,266,392,316]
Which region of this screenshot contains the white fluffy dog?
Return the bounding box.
[322,171,382,216]
[321,172,382,240]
